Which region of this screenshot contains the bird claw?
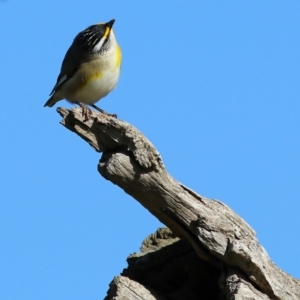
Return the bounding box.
[105,112,117,118]
[79,103,93,121]
[77,103,117,120]
[90,104,117,118]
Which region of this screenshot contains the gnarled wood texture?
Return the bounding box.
[57,107,300,300]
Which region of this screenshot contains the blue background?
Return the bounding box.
[1,1,299,299]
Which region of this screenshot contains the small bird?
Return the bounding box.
[44,19,121,119]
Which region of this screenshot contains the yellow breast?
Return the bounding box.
[115,44,122,68]
[62,42,121,104]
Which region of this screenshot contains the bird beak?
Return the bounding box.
[106,19,115,29]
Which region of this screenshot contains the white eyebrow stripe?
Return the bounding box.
[93,37,106,52]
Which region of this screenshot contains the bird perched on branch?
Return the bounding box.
[44,19,121,119]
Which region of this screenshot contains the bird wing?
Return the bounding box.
[49,44,82,96]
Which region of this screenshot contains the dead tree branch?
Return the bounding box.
[57,107,300,300]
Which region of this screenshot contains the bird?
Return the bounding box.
[44,19,121,119]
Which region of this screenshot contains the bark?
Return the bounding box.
[57,107,300,300]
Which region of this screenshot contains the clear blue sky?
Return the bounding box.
[1,1,299,299]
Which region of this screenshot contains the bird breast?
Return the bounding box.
[62,50,121,105]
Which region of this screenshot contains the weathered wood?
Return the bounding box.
[58,107,300,300]
[105,276,165,300]
[121,227,221,300]
[113,227,271,300]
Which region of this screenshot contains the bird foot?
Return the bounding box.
[91,104,117,118]
[78,103,93,121]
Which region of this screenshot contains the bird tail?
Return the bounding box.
[44,94,62,107]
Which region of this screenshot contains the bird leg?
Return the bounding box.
[78,102,92,121]
[90,104,117,118]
